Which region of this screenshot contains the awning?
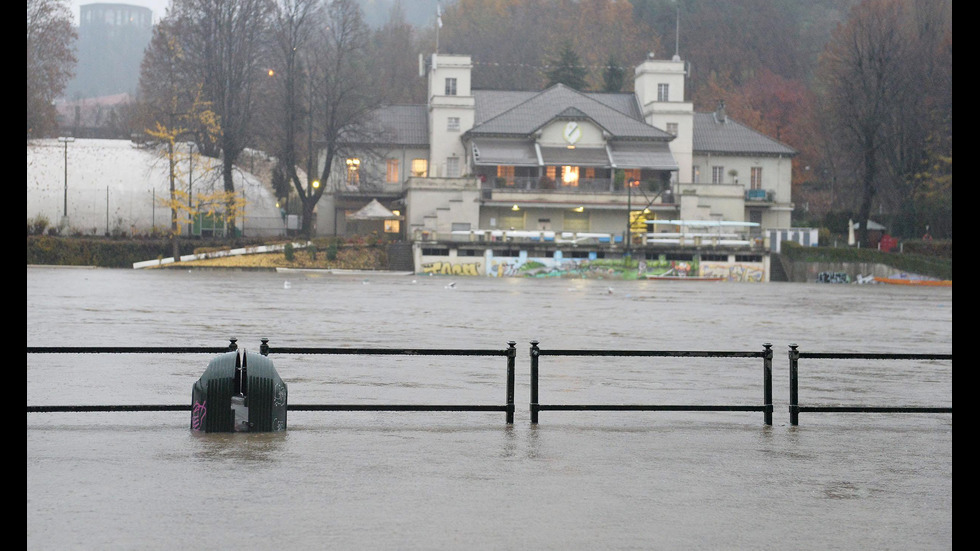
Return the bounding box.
[608,142,678,170]
[471,140,538,166]
[539,146,611,167]
[348,199,402,220]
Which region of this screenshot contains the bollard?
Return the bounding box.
[788,343,800,426]
[763,343,773,426]
[506,341,516,424]
[530,340,540,424]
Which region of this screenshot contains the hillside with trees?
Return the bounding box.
[31,0,950,244]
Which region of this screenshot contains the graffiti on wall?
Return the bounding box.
[816,271,850,284]
[420,261,482,276]
[702,263,765,282]
[490,257,639,279]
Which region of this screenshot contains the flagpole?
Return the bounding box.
[436,3,442,53]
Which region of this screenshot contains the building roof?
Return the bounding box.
[362,104,429,147]
[692,112,797,157]
[469,84,672,141]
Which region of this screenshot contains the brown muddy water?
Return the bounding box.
[27,267,952,550]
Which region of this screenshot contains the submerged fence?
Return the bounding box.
[530,341,774,425]
[788,344,953,425]
[27,340,952,425]
[26,338,517,424]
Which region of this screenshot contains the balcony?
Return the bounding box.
[745,189,773,202]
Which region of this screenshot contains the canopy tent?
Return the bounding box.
[348,199,402,220]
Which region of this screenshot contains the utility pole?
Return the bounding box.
[58,136,75,219]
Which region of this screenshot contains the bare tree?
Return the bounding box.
[818,0,911,246]
[27,0,77,138]
[168,0,275,230]
[818,0,951,243]
[278,0,379,237]
[265,0,324,219]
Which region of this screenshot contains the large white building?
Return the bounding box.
[319,52,796,242]
[315,52,803,279]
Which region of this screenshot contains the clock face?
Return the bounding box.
[563,121,582,145]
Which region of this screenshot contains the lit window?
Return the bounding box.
[384,217,400,233]
[345,158,360,185]
[658,83,669,102]
[625,169,641,187]
[447,117,460,131]
[712,166,724,184]
[497,165,515,186]
[445,78,457,96]
[411,158,428,177]
[693,166,700,183]
[561,166,579,186]
[386,159,399,183]
[751,167,763,190]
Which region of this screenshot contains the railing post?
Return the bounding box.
[506,341,516,424]
[789,343,800,426]
[530,340,540,424]
[228,337,238,351]
[763,343,773,425]
[260,338,270,356]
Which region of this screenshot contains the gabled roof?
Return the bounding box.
[356,104,429,147]
[468,84,672,141]
[692,112,796,157]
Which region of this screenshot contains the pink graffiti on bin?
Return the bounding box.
[191,401,207,430]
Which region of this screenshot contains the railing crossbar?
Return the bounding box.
[537,350,763,358]
[798,406,952,414]
[538,405,766,412]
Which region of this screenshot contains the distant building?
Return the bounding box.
[66,3,153,100]
[317,53,797,240]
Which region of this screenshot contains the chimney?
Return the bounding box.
[715,100,727,124]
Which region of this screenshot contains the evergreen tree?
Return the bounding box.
[544,42,588,90]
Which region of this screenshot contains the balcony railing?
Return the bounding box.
[745,189,773,202]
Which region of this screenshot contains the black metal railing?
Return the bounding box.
[27,338,518,424]
[787,344,952,425]
[529,341,774,425]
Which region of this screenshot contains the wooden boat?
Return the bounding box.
[873,277,951,287]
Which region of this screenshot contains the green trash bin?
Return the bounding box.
[191,349,287,433]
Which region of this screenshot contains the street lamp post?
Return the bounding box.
[58,137,75,220]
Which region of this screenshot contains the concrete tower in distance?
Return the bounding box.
[67,3,153,99]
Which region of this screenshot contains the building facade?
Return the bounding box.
[316,53,798,279]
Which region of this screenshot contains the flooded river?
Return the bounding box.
[27,267,952,550]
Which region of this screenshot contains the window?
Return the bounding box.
[666,122,678,136]
[658,83,669,102]
[625,169,641,187]
[497,165,515,185]
[385,210,401,233]
[447,117,460,131]
[345,158,360,185]
[751,167,763,190]
[386,159,399,183]
[712,166,724,184]
[445,77,457,96]
[446,157,460,177]
[693,166,700,183]
[411,158,428,177]
[561,166,579,186]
